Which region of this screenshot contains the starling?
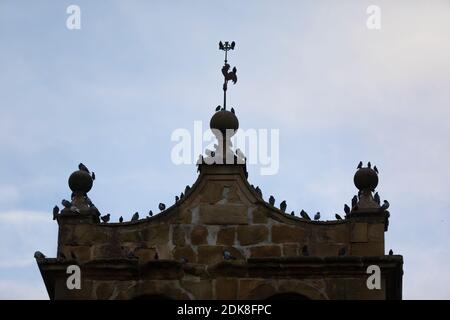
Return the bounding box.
[335,214,343,220]
[78,163,90,173]
[344,204,350,214]
[269,196,275,206]
[301,245,309,256]
[119,216,123,223]
[159,203,166,211]
[300,210,311,220]
[52,205,59,220]
[338,247,346,256]
[357,161,363,169]
[131,212,139,221]
[314,212,320,220]
[352,195,358,207]
[100,213,110,223]
[280,200,287,212]
[374,192,381,205]
[389,249,393,255]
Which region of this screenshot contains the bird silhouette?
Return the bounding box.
[53,205,59,220]
[222,64,237,84]
[314,212,320,220]
[159,203,166,211]
[269,196,275,206]
[34,251,46,260]
[381,200,390,211]
[290,211,295,216]
[180,192,184,199]
[351,195,358,207]
[131,212,139,221]
[61,199,71,208]
[185,185,191,194]
[231,107,235,114]
[335,214,343,220]
[300,210,311,220]
[148,210,153,217]
[389,249,393,255]
[100,213,110,223]
[175,195,179,203]
[215,105,221,112]
[280,200,287,212]
[78,163,90,173]
[357,161,363,169]
[230,41,235,49]
[119,216,123,223]
[223,250,236,260]
[219,41,224,50]
[374,192,381,205]
[344,204,350,214]
[338,247,346,256]
[92,172,95,181]
[302,245,309,256]
[374,166,379,174]
[255,186,262,197]
[367,162,372,169]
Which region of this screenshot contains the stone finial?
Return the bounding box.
[68,169,93,194]
[351,162,380,212]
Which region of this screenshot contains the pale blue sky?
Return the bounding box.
[1,0,449,299]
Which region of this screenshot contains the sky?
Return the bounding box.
[0,0,449,299]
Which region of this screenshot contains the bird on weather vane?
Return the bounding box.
[218,41,237,110]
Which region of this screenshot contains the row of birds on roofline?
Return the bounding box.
[52,184,194,223]
[215,105,236,114]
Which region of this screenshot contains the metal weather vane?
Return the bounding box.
[219,41,237,110]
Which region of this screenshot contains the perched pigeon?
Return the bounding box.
[231,107,235,114]
[301,245,309,256]
[344,204,350,214]
[159,203,166,211]
[34,251,46,260]
[374,166,379,174]
[374,192,381,205]
[389,249,393,255]
[119,216,123,223]
[100,213,110,223]
[223,250,236,260]
[175,195,179,203]
[367,162,371,169]
[61,199,71,208]
[314,212,320,220]
[78,163,90,173]
[269,196,275,206]
[131,212,139,221]
[338,247,346,256]
[185,185,191,194]
[215,105,221,112]
[300,210,311,220]
[335,214,343,220]
[280,200,287,212]
[290,211,295,216]
[357,161,363,169]
[92,172,96,181]
[53,205,59,220]
[148,210,153,217]
[351,195,358,207]
[381,200,390,211]
[180,192,184,199]
[255,186,262,197]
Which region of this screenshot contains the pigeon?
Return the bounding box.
[215,105,221,111]
[223,250,236,260]
[255,186,262,197]
[175,195,179,203]
[280,200,287,213]
[231,107,235,114]
[300,210,311,220]
[269,196,275,206]
[131,212,139,221]
[92,172,96,181]
[119,216,123,223]
[374,166,379,174]
[219,41,224,50]
[381,200,390,211]
[374,192,381,205]
[351,195,358,207]
[154,252,159,260]
[290,211,295,216]
[335,214,343,220]
[230,41,235,49]
[344,204,350,214]
[314,212,320,220]
[148,210,153,217]
[78,163,90,173]
[357,161,363,169]
[367,162,371,169]
[53,205,59,220]
[185,185,191,194]
[389,249,393,255]
[100,213,110,223]
[301,245,309,256]
[180,192,184,199]
[34,251,46,260]
[159,203,166,211]
[61,199,71,208]
[338,247,346,256]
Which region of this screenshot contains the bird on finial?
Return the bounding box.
[374,192,381,205]
[352,195,358,208]
[290,211,295,216]
[61,199,71,209]
[231,107,235,114]
[381,200,390,211]
[215,105,221,112]
[52,205,59,220]
[357,161,363,169]
[374,166,379,174]
[367,162,372,169]
[78,163,90,173]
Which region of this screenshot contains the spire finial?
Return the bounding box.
[218,41,237,110]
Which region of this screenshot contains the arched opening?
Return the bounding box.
[266,292,310,300]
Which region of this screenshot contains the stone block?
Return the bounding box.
[271,225,306,243]
[197,245,225,265]
[172,225,186,246]
[252,207,268,224]
[351,223,368,243]
[198,204,248,225]
[368,223,385,242]
[181,280,213,299]
[215,278,238,299]
[217,227,236,245]
[173,246,197,263]
[237,225,268,245]
[249,245,281,258]
[282,243,299,256]
[191,225,208,245]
